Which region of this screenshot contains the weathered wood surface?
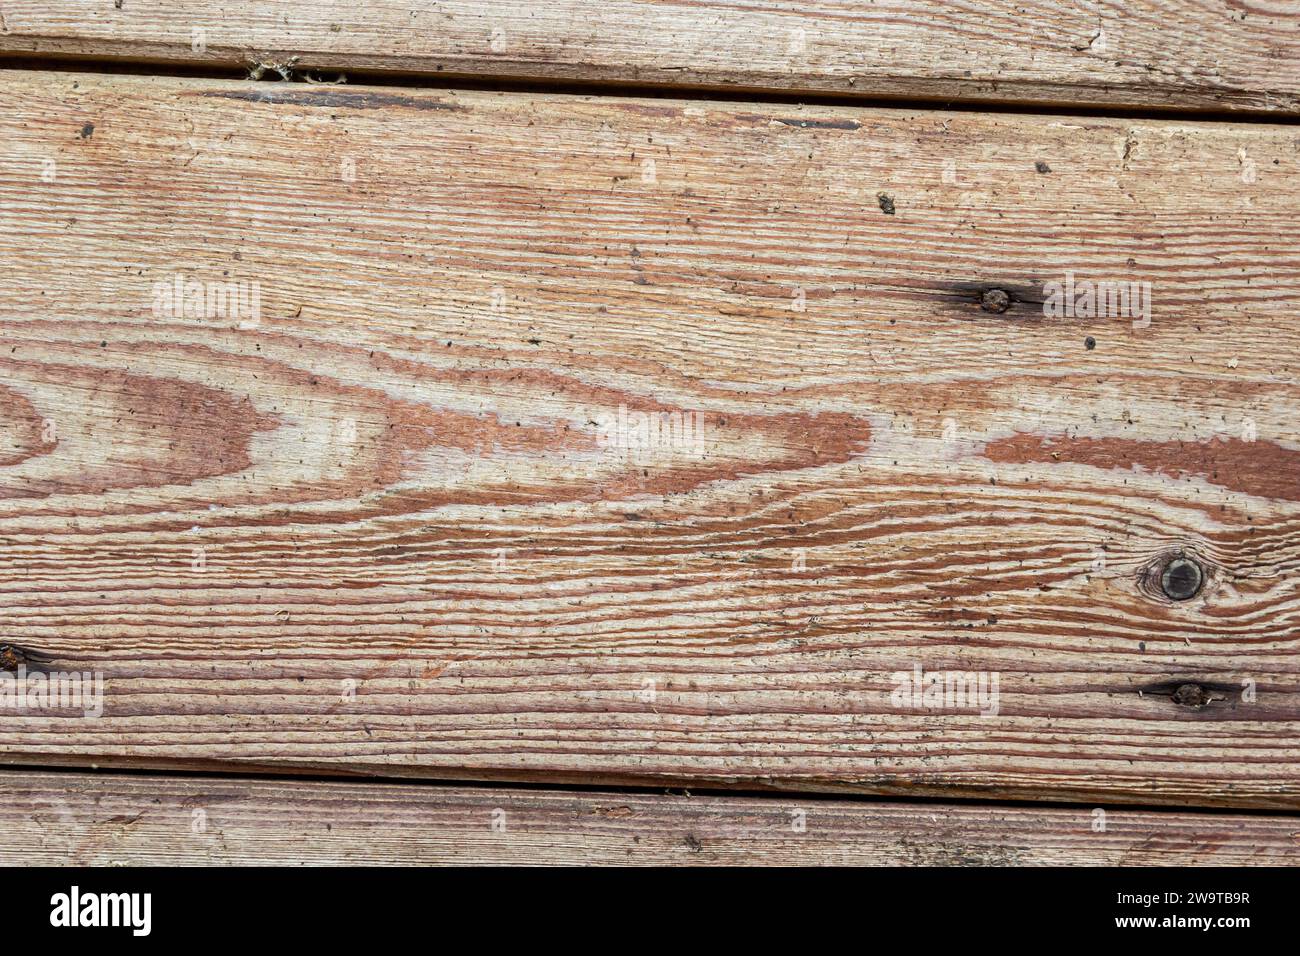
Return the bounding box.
[4,770,1296,865]
[1,1,1299,114]
[0,71,1299,807]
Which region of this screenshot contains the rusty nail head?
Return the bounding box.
[981,289,1011,313]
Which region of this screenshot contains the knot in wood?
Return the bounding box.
[1160,556,1204,601]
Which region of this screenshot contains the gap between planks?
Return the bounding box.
[4,54,1300,127]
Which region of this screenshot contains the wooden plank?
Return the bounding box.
[3,770,1296,865]
[0,70,1299,808]
[0,1,1298,114]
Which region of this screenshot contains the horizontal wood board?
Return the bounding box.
[3,770,1297,865]
[0,72,1298,807]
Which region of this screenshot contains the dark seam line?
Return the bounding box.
[1,761,1296,819]
[0,52,1298,126]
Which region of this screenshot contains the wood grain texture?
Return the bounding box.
[0,71,1299,807]
[4,770,1297,865]
[1,1,1299,113]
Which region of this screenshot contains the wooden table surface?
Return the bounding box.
[0,0,1297,865]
